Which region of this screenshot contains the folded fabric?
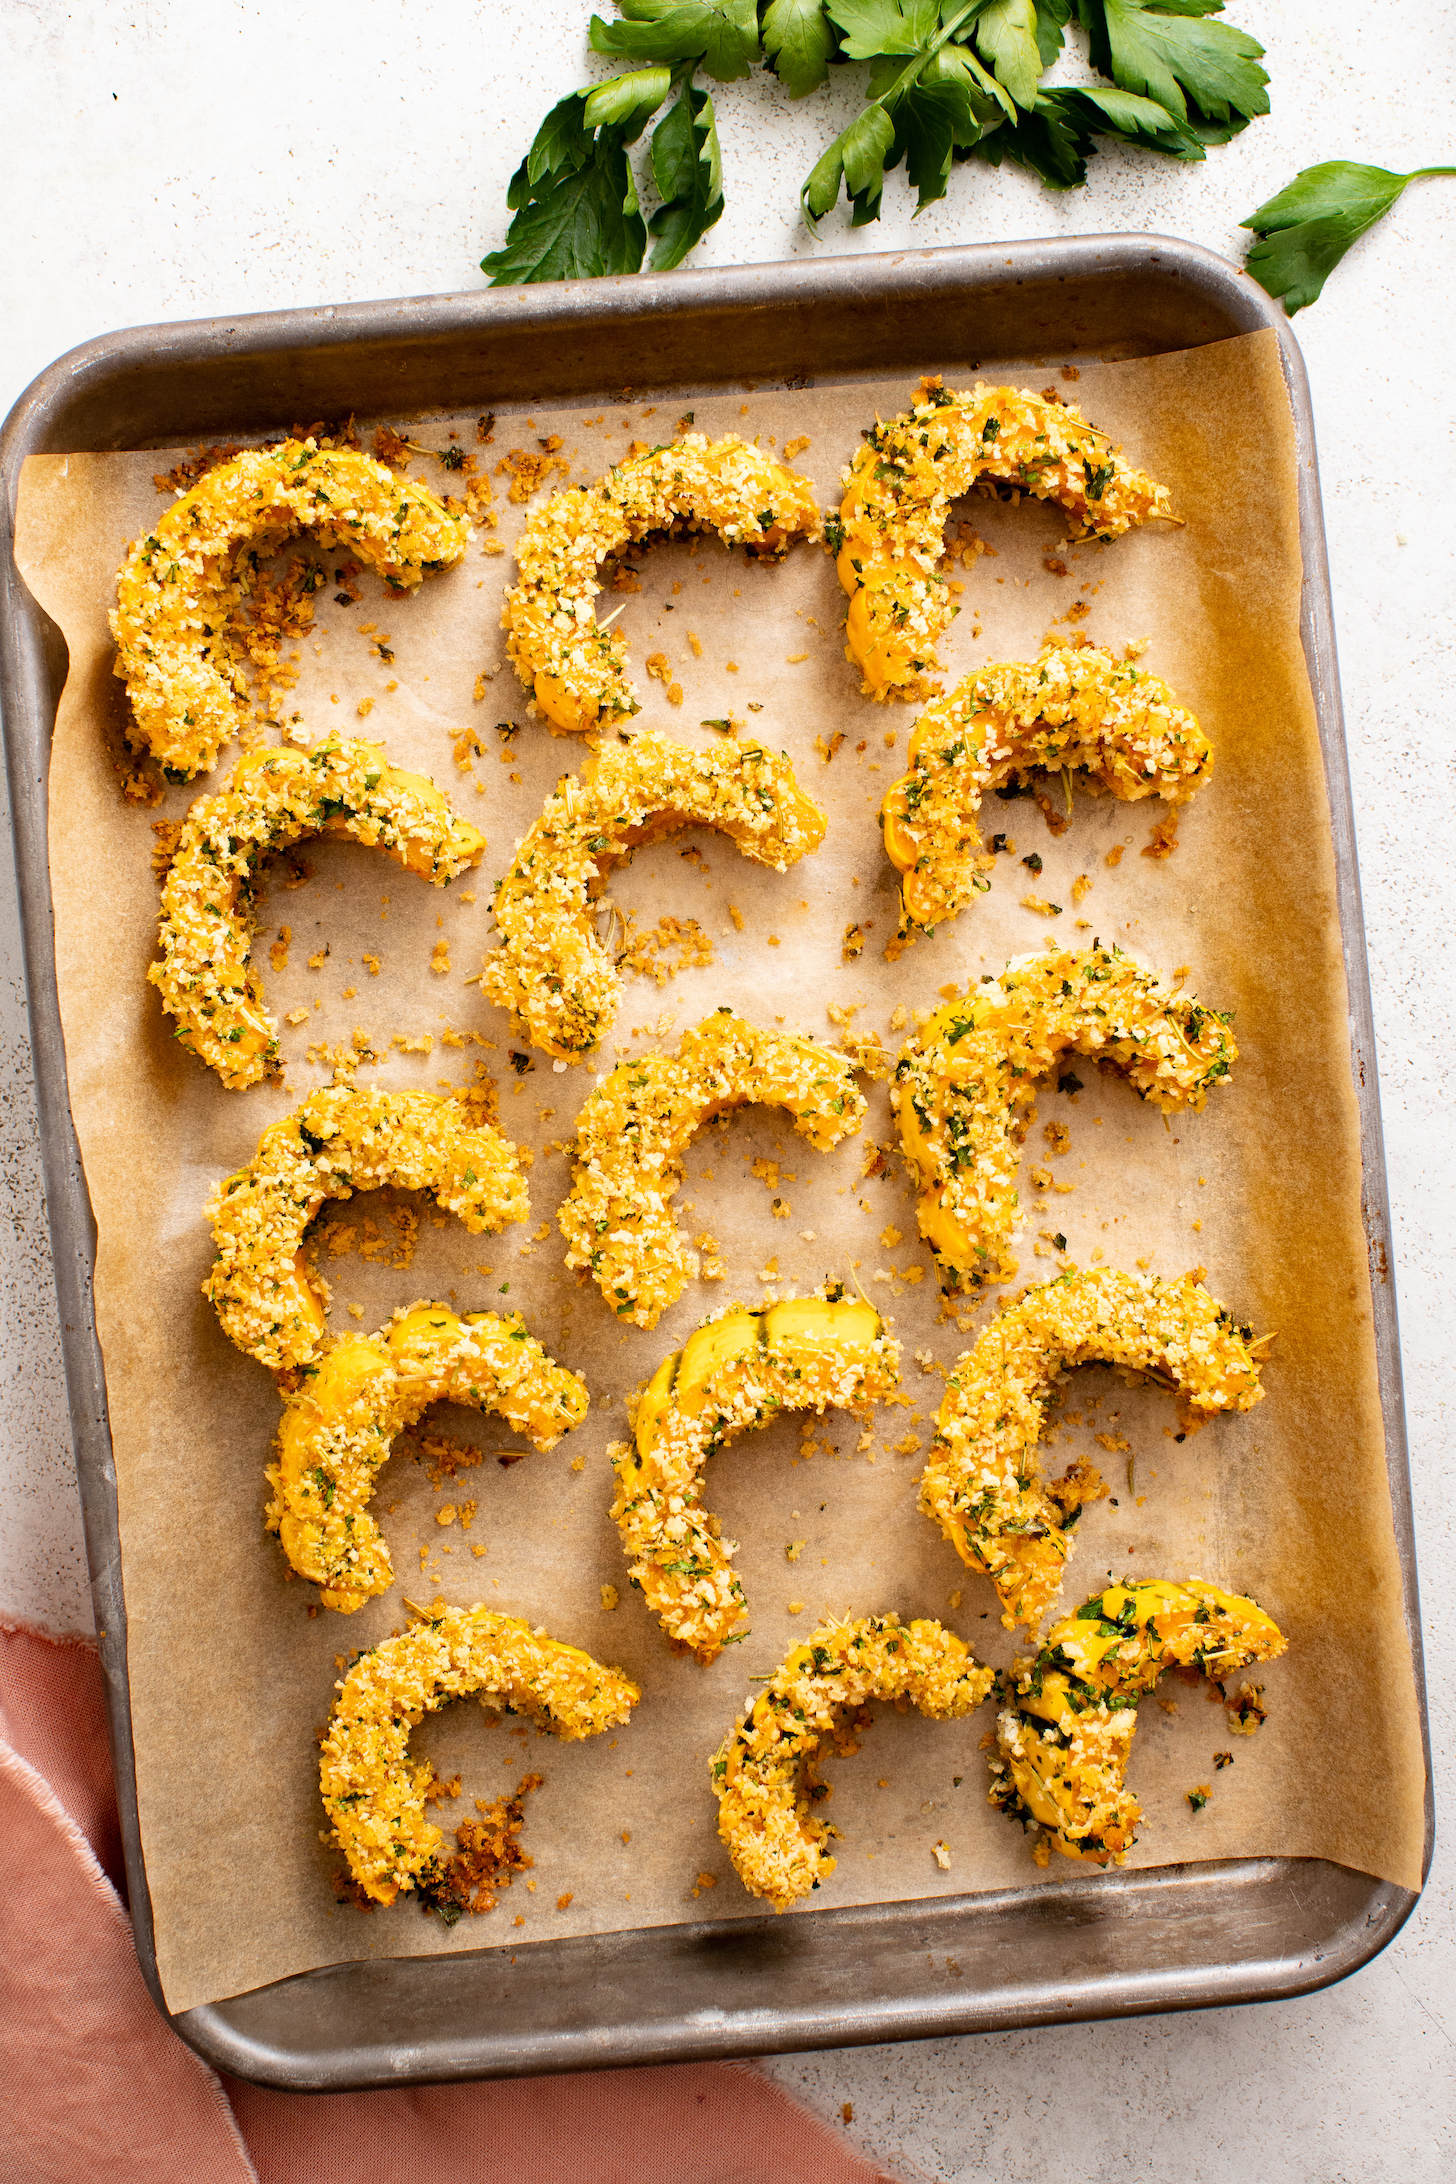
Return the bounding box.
[0,1624,899,2184]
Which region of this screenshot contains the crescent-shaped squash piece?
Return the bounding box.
[321,1605,639,1905]
[921,1268,1265,1632]
[111,439,468,778]
[835,379,1173,701]
[268,1304,589,1611]
[152,736,484,1088]
[712,1613,993,1911]
[989,1578,1285,1865]
[203,1086,530,1373]
[559,1011,866,1328]
[892,945,1236,1295]
[882,643,1211,938]
[482,728,826,1058]
[615,1294,899,1660]
[502,434,820,733]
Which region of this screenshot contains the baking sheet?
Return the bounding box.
[14,327,1425,2016]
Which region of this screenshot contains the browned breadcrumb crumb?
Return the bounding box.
[1143,813,1180,859]
[1105,844,1125,867]
[153,442,245,495]
[496,447,571,503]
[423,1772,542,1921]
[617,913,715,987]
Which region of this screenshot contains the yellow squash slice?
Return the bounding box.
[882,643,1210,938]
[503,434,820,732]
[922,1269,1264,1631]
[617,1295,899,1660]
[203,1086,529,1373]
[892,946,1236,1294]
[153,737,483,1088]
[712,1614,993,1911]
[268,1304,589,1611]
[321,1605,638,1905]
[836,379,1172,701]
[560,1012,866,1328]
[989,1579,1285,1865]
[482,729,825,1058]
[111,439,467,777]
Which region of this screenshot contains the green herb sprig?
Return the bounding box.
[484,0,1269,284]
[1241,161,1456,314]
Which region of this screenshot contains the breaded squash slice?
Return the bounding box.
[268,1303,589,1611]
[560,1011,866,1328]
[922,1269,1265,1632]
[204,1086,529,1373]
[892,945,1236,1295]
[882,643,1210,938]
[153,737,483,1088]
[989,1578,1285,1865]
[503,434,820,733]
[321,1605,639,1905]
[712,1613,993,1910]
[482,729,826,1059]
[834,379,1173,701]
[617,1295,899,1660]
[111,439,468,777]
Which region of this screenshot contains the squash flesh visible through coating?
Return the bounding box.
[560,1013,866,1329]
[712,1614,993,1910]
[321,1606,638,1904]
[269,1304,589,1611]
[203,1085,530,1373]
[503,434,820,733]
[838,382,1172,701]
[481,729,826,1058]
[152,738,483,1089]
[922,1269,1264,1631]
[882,644,1210,936]
[989,1579,1285,1864]
[110,440,468,777]
[615,1298,899,1660]
[892,946,1236,1295]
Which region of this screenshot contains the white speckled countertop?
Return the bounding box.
[1,2,1451,2173]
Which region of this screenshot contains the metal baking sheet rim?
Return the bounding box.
[0,234,1433,2088]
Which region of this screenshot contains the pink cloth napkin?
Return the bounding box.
[0,1625,900,2184]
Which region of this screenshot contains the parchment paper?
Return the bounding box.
[14,328,1426,2014]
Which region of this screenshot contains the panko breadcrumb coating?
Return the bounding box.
[922,1269,1264,1632]
[153,738,483,1088]
[111,439,468,777]
[268,1303,588,1611]
[618,1295,899,1661]
[204,1086,530,1373]
[321,1605,639,1905]
[883,643,1211,938]
[834,380,1173,701]
[503,434,820,732]
[482,730,826,1059]
[989,1578,1285,1865]
[560,1011,866,1328]
[713,1613,993,1911]
[892,946,1236,1295]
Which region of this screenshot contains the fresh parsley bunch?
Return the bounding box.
[484,0,1270,284]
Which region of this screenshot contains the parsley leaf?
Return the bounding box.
[1242,161,1456,313]
[806,0,1006,225]
[590,0,760,82]
[971,0,1043,112]
[483,83,663,284]
[762,0,841,95]
[1076,0,1268,130]
[648,74,726,267]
